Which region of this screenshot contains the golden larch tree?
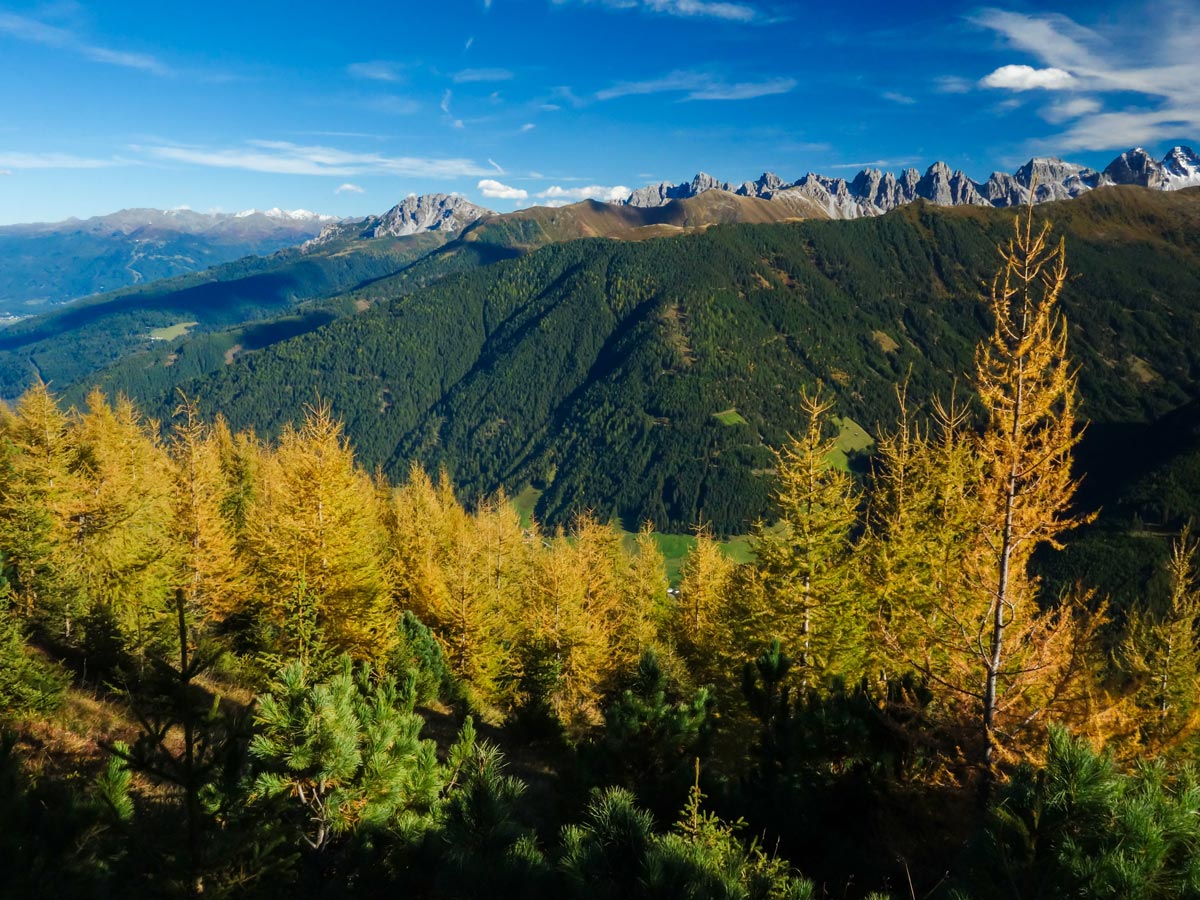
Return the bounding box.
[167,395,249,623]
[247,402,393,660]
[963,206,1096,775]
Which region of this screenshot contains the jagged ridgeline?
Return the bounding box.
[81,186,1200,534]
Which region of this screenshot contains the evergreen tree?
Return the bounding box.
[108,589,248,895]
[249,655,442,852]
[587,649,716,815]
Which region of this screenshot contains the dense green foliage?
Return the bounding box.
[102,187,1200,532]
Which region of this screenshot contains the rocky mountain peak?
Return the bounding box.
[1104,147,1165,188]
[1162,146,1200,187]
[371,193,492,238]
[304,193,493,249]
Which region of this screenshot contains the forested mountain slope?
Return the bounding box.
[92,187,1200,532]
[0,231,450,399]
[1,192,829,403]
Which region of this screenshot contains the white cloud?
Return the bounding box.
[464,36,474,50]
[453,68,514,83]
[520,123,536,132]
[0,151,117,169]
[0,169,11,176]
[537,184,631,202]
[478,178,528,199]
[141,141,492,178]
[488,158,505,173]
[882,91,916,104]
[347,61,403,82]
[971,6,1200,150]
[335,183,365,194]
[980,64,1075,91]
[440,90,453,114]
[597,70,795,101]
[0,12,170,75]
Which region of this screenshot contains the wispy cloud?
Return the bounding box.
[0,151,119,169]
[520,123,536,132]
[140,140,493,178]
[828,160,908,170]
[554,0,761,23]
[882,91,916,104]
[971,6,1200,149]
[934,75,972,94]
[1041,96,1101,123]
[347,61,405,82]
[597,70,795,101]
[335,183,365,194]
[0,12,170,75]
[536,184,631,202]
[478,178,527,199]
[453,67,514,83]
[980,64,1074,91]
[0,169,11,176]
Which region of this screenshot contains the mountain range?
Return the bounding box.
[622,145,1200,216]
[0,206,340,311]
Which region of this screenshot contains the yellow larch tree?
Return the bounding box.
[869,394,981,681]
[166,395,249,624]
[68,390,175,653]
[673,524,736,686]
[247,402,393,660]
[0,382,82,630]
[1117,526,1200,751]
[739,390,863,689]
[620,523,669,660]
[951,206,1098,777]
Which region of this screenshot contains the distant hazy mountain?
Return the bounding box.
[0,206,341,311]
[620,145,1200,218]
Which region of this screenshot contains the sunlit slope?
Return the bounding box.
[90,187,1200,532]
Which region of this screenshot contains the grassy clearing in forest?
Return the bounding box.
[828,415,873,470]
[712,407,750,427]
[148,321,198,341]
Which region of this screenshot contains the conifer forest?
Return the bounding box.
[6,205,1200,900]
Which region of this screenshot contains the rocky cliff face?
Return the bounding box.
[617,145,1199,219]
[305,193,493,247]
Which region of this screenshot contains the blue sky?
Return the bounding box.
[0,0,1196,224]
